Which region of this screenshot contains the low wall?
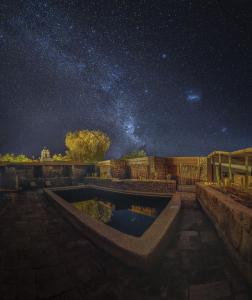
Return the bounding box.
[0,163,95,190]
[82,178,176,194]
[196,183,252,286]
[19,177,73,189]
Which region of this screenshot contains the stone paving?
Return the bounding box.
[0,190,251,300]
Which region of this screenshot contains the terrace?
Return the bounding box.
[0,151,251,299]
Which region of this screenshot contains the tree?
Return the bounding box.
[0,153,33,162]
[52,153,71,161]
[65,130,111,162]
[121,149,147,159]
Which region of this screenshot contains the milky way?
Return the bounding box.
[1,1,252,158]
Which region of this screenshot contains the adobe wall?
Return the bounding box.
[126,157,150,179]
[98,157,166,180]
[97,160,111,178]
[97,160,128,179]
[127,157,170,180]
[110,160,127,179]
[166,156,207,183]
[149,157,168,180]
[196,183,252,286]
[96,156,207,183]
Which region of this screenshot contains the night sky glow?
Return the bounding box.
[1,1,251,158]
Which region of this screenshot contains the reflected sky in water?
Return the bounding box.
[58,188,168,237]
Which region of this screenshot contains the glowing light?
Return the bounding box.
[186,90,202,103]
[221,127,228,133]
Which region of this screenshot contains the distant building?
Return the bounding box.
[40,147,52,162]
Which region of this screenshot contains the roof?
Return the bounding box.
[208,147,252,158]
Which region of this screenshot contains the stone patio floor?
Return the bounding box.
[0,190,251,300]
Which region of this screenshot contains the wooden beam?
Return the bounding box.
[245,156,249,191]
[207,157,214,182]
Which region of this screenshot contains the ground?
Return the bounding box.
[0,190,251,300]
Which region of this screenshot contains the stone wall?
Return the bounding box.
[196,183,252,286]
[98,160,128,179]
[126,157,150,179]
[42,165,65,178]
[83,177,176,193]
[97,160,111,178]
[97,157,172,181]
[166,157,207,184]
[126,157,170,180]
[110,160,127,179]
[0,163,95,190]
[14,165,34,179]
[72,165,95,178]
[150,157,169,180]
[96,156,207,184]
[0,156,207,190]
[0,167,18,190]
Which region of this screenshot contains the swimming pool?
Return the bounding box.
[55,187,168,237]
[44,185,180,269]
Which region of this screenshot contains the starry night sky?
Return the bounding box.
[1,0,252,158]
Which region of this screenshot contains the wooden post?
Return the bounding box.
[228,155,232,182]
[218,154,222,184]
[212,156,217,183]
[207,157,213,182]
[245,156,249,191]
[210,156,214,182]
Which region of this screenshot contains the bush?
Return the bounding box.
[121,149,147,159]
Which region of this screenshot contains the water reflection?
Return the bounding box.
[57,188,168,236]
[73,198,113,223]
[130,205,158,217]
[72,196,162,236]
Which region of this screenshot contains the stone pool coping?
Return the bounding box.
[44,184,181,270]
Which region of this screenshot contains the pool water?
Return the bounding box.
[56,188,169,237]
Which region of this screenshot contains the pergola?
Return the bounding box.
[207,147,252,190]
